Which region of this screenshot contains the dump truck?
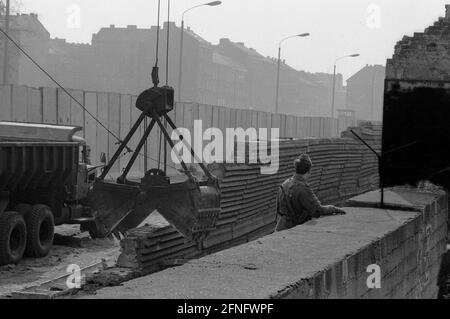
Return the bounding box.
[0,122,99,266]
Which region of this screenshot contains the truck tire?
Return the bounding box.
[25,205,54,258]
[0,212,27,266]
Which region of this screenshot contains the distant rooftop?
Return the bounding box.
[1,12,50,39]
[347,64,386,82]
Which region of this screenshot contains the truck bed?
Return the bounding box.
[0,122,82,193]
[0,141,78,192]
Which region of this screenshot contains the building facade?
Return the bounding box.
[346,64,385,121]
[0,14,346,117]
[0,13,51,87]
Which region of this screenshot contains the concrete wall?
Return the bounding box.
[346,65,385,122]
[89,188,448,299]
[0,84,355,176]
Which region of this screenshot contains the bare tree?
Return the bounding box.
[0,0,23,16]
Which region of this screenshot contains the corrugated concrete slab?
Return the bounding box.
[114,132,382,275]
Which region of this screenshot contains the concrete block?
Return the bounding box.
[57,88,71,125]
[11,85,28,122]
[42,87,57,124]
[0,85,11,121]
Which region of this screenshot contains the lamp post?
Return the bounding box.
[177,1,222,102]
[275,33,310,114]
[331,53,360,118]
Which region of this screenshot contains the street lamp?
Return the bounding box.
[177,1,222,102]
[331,53,360,118]
[275,33,310,114]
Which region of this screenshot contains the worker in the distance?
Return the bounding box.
[276,154,346,231]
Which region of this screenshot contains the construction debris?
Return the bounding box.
[2,227,120,299]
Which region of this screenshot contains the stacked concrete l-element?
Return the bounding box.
[116,123,381,275]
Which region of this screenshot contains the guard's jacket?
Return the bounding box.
[276,174,338,231]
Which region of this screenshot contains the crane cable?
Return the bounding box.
[159,0,171,171]
[163,0,170,173]
[155,0,161,69]
[155,0,162,170]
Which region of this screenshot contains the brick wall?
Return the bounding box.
[386,5,450,80]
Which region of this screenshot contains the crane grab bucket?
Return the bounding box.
[86,86,221,242]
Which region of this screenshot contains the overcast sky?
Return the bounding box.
[20,0,450,81]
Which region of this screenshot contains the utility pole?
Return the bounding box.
[275,46,282,114]
[177,18,184,102]
[275,33,310,114]
[178,1,222,102]
[370,67,376,121]
[331,54,360,118]
[2,0,10,85]
[331,64,337,119]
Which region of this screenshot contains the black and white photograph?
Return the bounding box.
[0,0,449,305]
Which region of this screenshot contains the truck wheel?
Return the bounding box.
[25,205,54,258]
[0,212,27,266]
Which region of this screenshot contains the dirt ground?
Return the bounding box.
[0,224,120,298]
[0,212,169,298]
